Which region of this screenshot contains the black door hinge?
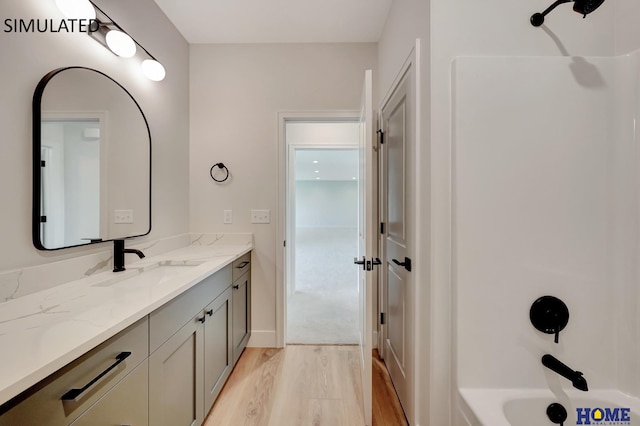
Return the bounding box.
[40,160,46,167]
[283,240,286,247]
[377,129,384,145]
[40,215,47,223]
[380,312,386,325]
[380,222,385,234]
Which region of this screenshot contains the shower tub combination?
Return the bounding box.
[458,388,640,426]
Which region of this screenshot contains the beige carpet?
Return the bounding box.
[287,228,359,344]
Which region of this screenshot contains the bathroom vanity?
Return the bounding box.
[0,243,252,426]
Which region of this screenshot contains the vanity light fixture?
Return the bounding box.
[54,0,166,81]
[105,29,136,58]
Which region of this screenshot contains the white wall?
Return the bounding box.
[0,0,190,272]
[189,43,377,346]
[614,0,640,54]
[296,181,358,228]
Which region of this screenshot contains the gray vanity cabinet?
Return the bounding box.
[203,286,233,413]
[70,359,149,426]
[149,314,204,426]
[231,253,252,364]
[148,264,234,426]
[0,317,149,426]
[0,253,251,426]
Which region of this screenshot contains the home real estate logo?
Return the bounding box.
[576,407,632,425]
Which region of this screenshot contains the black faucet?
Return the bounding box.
[542,354,588,391]
[113,239,145,272]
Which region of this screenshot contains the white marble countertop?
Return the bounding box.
[0,241,252,406]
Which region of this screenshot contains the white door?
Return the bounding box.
[356,69,374,426]
[379,62,414,418]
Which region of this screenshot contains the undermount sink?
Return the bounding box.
[92,260,206,288]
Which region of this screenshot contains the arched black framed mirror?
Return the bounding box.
[33,67,151,250]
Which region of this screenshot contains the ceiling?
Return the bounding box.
[151,0,394,44]
[295,149,358,181]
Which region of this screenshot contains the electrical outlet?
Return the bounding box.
[114,209,133,224]
[224,210,233,224]
[251,209,270,224]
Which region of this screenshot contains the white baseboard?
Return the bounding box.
[373,330,378,349]
[247,330,277,348]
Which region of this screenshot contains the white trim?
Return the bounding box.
[276,111,360,348]
[246,330,277,348]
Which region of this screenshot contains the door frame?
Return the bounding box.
[276,111,361,348]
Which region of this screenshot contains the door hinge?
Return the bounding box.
[377,129,384,145]
[380,222,385,234]
[40,215,47,223]
[40,160,46,167]
[283,240,286,247]
[380,312,386,325]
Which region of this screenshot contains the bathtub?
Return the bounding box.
[458,388,640,425]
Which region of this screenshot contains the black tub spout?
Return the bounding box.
[542,354,588,391]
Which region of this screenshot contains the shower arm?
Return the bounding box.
[531,0,572,26]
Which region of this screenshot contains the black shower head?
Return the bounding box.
[573,0,605,16]
[530,0,606,27]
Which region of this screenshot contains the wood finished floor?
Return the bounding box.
[204,346,408,426]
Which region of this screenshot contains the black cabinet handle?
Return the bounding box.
[235,261,249,269]
[206,309,214,316]
[392,257,412,272]
[233,284,240,290]
[61,352,131,401]
[198,316,206,323]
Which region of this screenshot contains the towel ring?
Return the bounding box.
[210,162,230,183]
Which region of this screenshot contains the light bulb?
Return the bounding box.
[105,30,136,58]
[141,59,166,81]
[55,0,96,20]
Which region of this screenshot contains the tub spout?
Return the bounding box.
[542,354,588,391]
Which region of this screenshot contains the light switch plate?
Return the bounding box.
[224,210,233,224]
[251,209,270,224]
[114,209,133,224]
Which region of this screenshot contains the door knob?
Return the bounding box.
[353,256,367,270]
[392,257,412,272]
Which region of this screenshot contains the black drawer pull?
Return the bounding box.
[61,352,131,401]
[233,284,240,290]
[206,309,214,316]
[235,261,249,269]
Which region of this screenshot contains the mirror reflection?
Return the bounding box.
[33,67,151,250]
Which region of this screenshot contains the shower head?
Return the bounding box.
[573,0,605,16]
[530,0,605,27]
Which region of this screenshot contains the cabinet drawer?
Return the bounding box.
[70,358,148,426]
[149,265,231,353]
[232,252,251,282]
[0,317,148,426]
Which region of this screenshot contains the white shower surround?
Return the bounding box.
[453,51,640,422]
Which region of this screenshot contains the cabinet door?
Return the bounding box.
[203,287,233,413]
[232,271,251,364]
[70,359,149,426]
[149,315,204,426]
